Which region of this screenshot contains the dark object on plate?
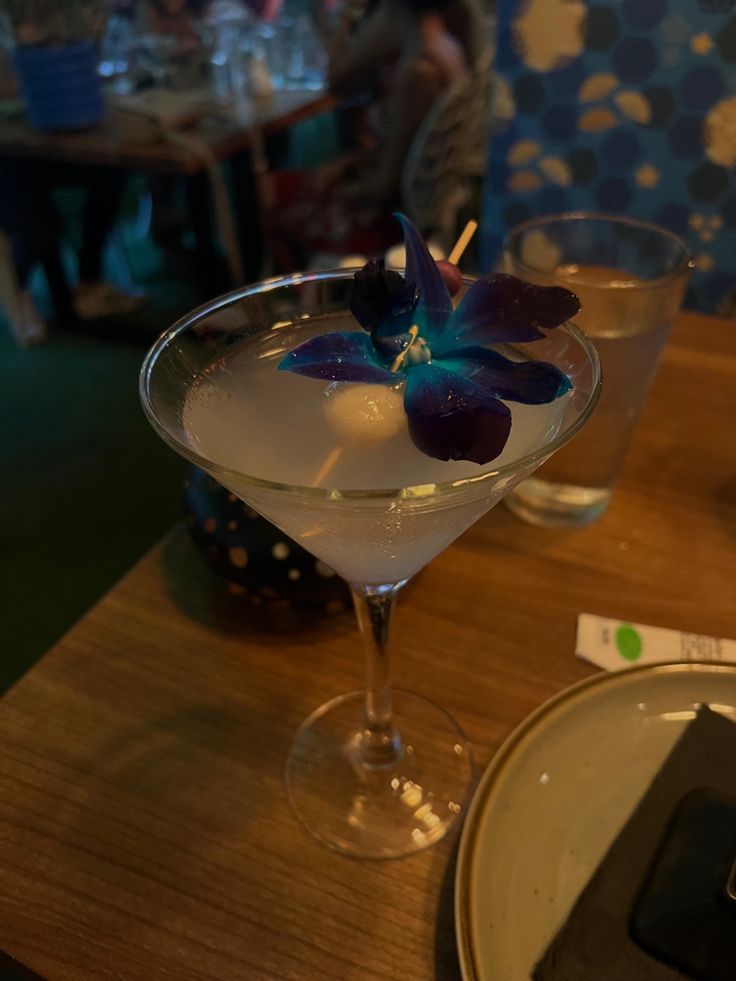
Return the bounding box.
[0,948,47,979]
[184,466,350,613]
[534,705,736,981]
[630,788,736,981]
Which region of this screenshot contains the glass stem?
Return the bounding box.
[350,582,405,767]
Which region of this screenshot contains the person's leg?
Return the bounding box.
[77,166,127,283]
[0,159,53,274]
[53,163,146,319]
[150,173,186,250]
[41,250,76,322]
[229,148,264,281]
[0,158,74,324]
[184,171,227,294]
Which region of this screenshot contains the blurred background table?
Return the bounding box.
[0,87,334,290]
[0,309,733,981]
[0,90,334,173]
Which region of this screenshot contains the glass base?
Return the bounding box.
[506,477,611,527]
[286,689,473,859]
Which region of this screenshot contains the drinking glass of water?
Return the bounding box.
[503,213,692,527]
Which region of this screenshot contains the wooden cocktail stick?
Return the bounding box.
[447,220,478,266]
[312,445,344,487]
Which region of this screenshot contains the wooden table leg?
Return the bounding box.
[184,171,226,296]
[228,148,265,284]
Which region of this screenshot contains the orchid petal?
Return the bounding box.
[404,363,511,464]
[279,332,396,383]
[372,331,415,358]
[396,214,453,343]
[437,347,572,404]
[437,274,580,352]
[350,258,417,335]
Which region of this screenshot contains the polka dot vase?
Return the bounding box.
[184,467,351,614]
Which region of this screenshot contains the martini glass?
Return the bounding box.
[140,270,601,859]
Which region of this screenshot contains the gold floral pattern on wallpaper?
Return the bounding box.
[704,96,736,167]
[505,139,572,193]
[519,229,562,272]
[485,0,736,313]
[691,32,715,55]
[690,213,723,243]
[512,0,587,72]
[578,74,651,131]
[635,164,661,188]
[490,74,517,124]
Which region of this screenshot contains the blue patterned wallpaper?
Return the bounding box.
[481,0,736,313]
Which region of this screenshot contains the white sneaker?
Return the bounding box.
[18,292,47,346]
[2,291,48,348]
[0,231,47,346]
[74,282,146,320]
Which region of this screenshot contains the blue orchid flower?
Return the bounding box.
[279,215,580,465]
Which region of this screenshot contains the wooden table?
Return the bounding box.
[0,88,335,289]
[0,311,734,981]
[0,89,335,175]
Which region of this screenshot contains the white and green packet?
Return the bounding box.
[576,613,736,673]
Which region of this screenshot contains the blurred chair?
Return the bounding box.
[402,52,493,249]
[480,0,736,314]
[271,47,493,270]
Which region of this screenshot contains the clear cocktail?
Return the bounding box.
[183,314,573,585]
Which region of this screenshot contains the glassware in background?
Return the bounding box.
[140,271,601,858]
[99,14,136,94]
[249,21,286,89]
[127,32,178,89]
[503,213,692,527]
[255,15,326,91]
[195,8,326,100]
[286,15,327,90]
[0,10,14,52]
[197,5,256,102]
[208,47,231,102]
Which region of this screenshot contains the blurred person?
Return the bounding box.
[109,0,137,16]
[327,0,484,96]
[145,0,263,39]
[326,0,469,205]
[325,0,483,151]
[328,0,490,99]
[0,52,142,326]
[268,0,471,261]
[145,0,209,47]
[0,160,143,323]
[238,0,282,20]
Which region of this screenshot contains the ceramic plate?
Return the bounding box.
[455,662,736,981]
